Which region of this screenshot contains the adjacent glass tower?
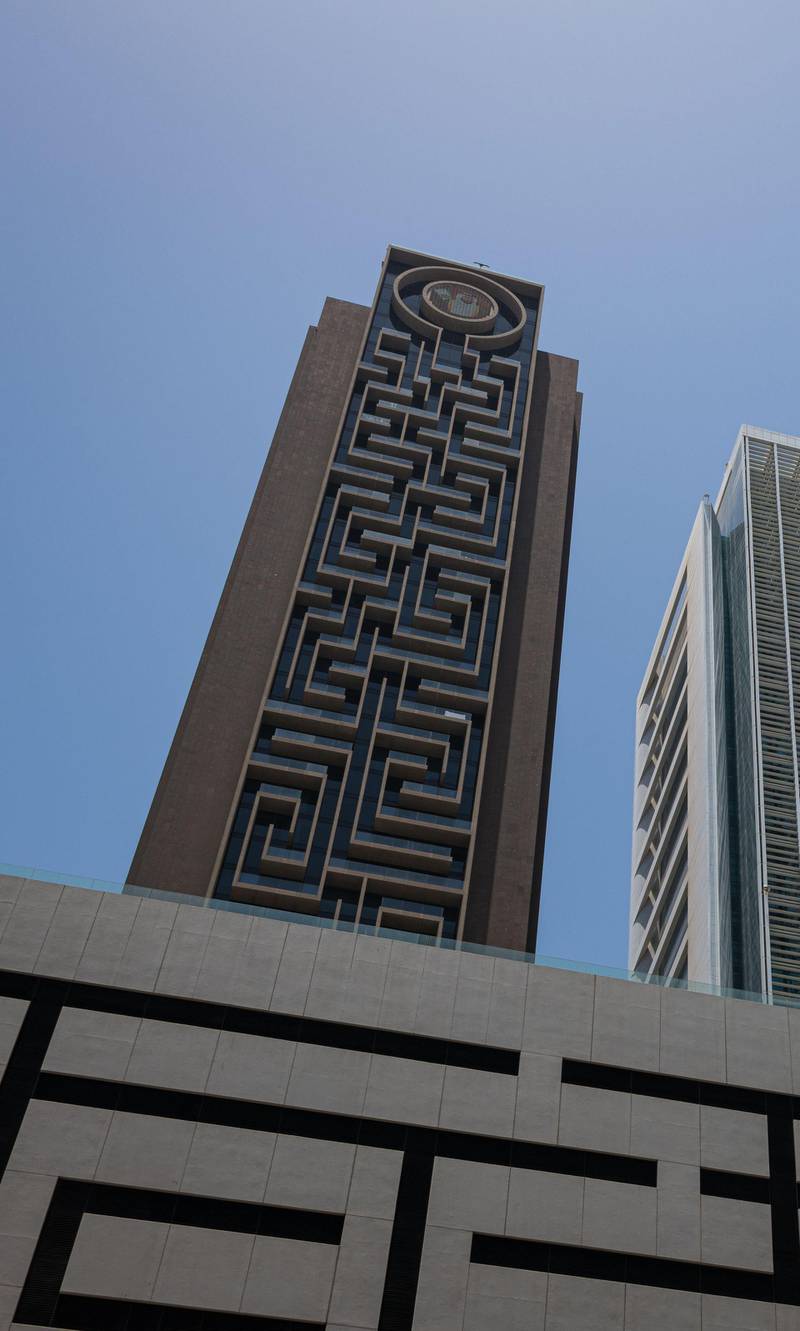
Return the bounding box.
[129,247,581,951]
[630,425,800,1000]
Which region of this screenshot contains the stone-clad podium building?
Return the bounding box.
[3,871,800,1330]
[129,248,582,954]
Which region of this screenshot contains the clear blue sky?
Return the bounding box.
[2,0,799,968]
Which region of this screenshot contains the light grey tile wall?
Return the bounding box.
[7,881,800,1331]
[545,1272,625,1330]
[206,1029,294,1103]
[581,1178,657,1254]
[241,1235,337,1321]
[0,881,63,972]
[63,1214,168,1302]
[0,997,27,1075]
[659,986,726,1081]
[0,1283,23,1331]
[42,1007,140,1080]
[180,1121,276,1202]
[657,1161,701,1260]
[439,1065,516,1136]
[328,1214,392,1328]
[154,1223,254,1313]
[726,998,792,1092]
[412,1225,471,1331]
[0,1171,55,1288]
[265,1135,354,1213]
[630,1093,700,1164]
[9,1101,112,1178]
[558,1081,631,1153]
[125,1017,219,1092]
[506,1168,583,1244]
[701,1292,777,1329]
[96,1110,194,1190]
[513,1051,561,1142]
[346,1146,403,1220]
[591,975,661,1071]
[700,1103,770,1175]
[463,1264,547,1331]
[285,1042,370,1115]
[364,1054,444,1126]
[624,1283,701,1330]
[428,1158,509,1234]
[522,966,595,1058]
[700,1193,773,1271]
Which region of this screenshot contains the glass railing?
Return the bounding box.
[0,859,796,1008]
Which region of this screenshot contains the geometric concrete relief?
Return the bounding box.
[2,878,800,1330]
[212,258,542,941]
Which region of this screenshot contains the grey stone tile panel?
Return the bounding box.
[206,1029,295,1104]
[506,1168,584,1245]
[427,1157,509,1234]
[42,1006,140,1080]
[180,1122,276,1203]
[701,1292,777,1329]
[96,1110,194,1190]
[523,966,595,1059]
[581,1178,657,1255]
[463,1264,547,1331]
[364,1053,444,1126]
[328,1214,392,1328]
[265,1134,354,1213]
[0,998,28,1070]
[624,1283,700,1330]
[153,1222,254,1312]
[558,1081,631,1154]
[513,1051,561,1143]
[700,1103,770,1174]
[241,1235,337,1321]
[544,1272,626,1329]
[725,998,792,1092]
[125,1016,219,1093]
[9,1101,111,1178]
[285,1043,369,1115]
[63,1213,168,1301]
[659,987,726,1082]
[591,975,661,1071]
[656,1161,701,1261]
[630,1092,700,1165]
[346,1145,403,1220]
[439,1065,516,1136]
[412,1225,470,1331]
[700,1193,773,1271]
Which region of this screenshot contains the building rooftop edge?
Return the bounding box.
[1,858,796,1010]
[385,243,545,301]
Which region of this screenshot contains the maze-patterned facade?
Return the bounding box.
[213,256,543,937]
[4,875,800,1331]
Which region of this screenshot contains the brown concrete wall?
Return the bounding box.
[128,297,370,898]
[464,351,581,952]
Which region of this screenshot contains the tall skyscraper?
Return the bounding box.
[630,425,800,1000]
[129,246,581,951]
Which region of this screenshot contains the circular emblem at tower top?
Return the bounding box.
[392,265,527,348]
[423,281,498,323]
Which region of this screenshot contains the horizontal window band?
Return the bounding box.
[561,1057,783,1116]
[79,1178,344,1243]
[470,1233,778,1305]
[51,1292,322,1330]
[0,967,519,1075]
[700,1167,772,1204]
[33,1071,658,1187]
